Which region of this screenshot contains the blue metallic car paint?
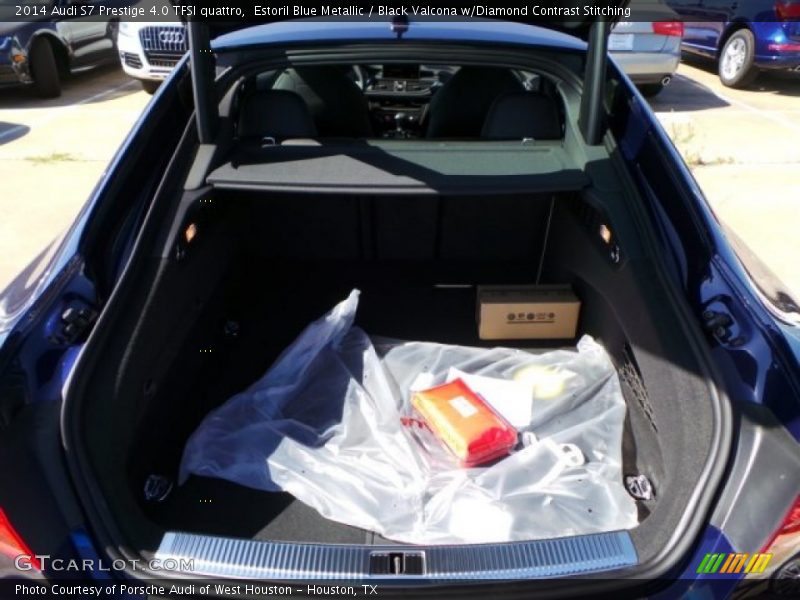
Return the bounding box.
[669,1,800,70]
[0,59,188,410]
[213,19,587,51]
[653,526,740,598]
[612,63,800,442]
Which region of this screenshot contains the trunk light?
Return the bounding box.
[775,0,800,21]
[0,507,40,570]
[652,22,685,37]
[184,222,198,244]
[599,223,613,244]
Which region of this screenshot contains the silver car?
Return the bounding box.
[610,5,684,97]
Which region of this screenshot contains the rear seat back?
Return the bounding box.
[481,92,562,140]
[241,194,553,264]
[237,90,318,140]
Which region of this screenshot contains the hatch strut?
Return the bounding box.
[187,22,218,143]
[579,18,610,145]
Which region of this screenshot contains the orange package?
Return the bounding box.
[411,378,517,467]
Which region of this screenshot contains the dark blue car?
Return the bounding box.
[1,6,799,599]
[0,1,117,97]
[668,0,800,87]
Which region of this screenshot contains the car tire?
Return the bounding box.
[638,83,665,98]
[141,80,160,95]
[30,39,61,99]
[718,29,759,89]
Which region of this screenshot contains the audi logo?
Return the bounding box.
[158,31,185,45]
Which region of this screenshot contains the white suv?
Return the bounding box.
[117,21,186,94]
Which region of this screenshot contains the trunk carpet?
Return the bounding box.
[139,260,639,543]
[148,476,369,544]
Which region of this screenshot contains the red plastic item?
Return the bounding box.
[411,378,517,467]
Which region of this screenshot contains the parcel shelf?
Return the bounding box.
[206,140,590,195]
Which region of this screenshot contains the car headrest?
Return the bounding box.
[237,90,317,140]
[481,92,562,140]
[425,67,524,139]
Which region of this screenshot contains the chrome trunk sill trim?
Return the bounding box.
[155,530,637,580]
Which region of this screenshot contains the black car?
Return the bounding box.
[0,1,117,98]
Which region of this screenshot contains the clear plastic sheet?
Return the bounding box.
[180,290,638,544]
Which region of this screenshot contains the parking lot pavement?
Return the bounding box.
[650,61,800,301]
[0,66,149,290]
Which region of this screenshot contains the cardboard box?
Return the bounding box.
[477,285,580,340]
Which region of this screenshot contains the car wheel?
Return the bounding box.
[718,29,759,88]
[141,80,160,95]
[29,39,61,98]
[638,83,665,98]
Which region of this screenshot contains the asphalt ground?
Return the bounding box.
[1,61,798,302]
[650,60,800,301]
[0,65,149,290]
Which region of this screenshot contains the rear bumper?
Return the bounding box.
[754,52,800,71]
[612,51,681,83]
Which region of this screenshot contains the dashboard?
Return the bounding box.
[362,64,455,137]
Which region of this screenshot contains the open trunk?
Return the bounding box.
[71,185,720,579]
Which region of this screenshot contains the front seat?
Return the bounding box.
[481,92,562,140]
[237,90,317,140]
[272,67,373,137]
[425,67,524,138]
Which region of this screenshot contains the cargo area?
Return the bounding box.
[75,189,719,565]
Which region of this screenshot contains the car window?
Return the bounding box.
[242,63,562,141]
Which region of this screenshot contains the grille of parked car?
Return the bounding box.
[139,26,187,68]
[121,52,143,69]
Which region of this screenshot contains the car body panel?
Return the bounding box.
[668,0,800,70]
[610,24,681,83]
[611,45,681,81]
[212,19,587,52]
[608,2,683,83]
[201,1,631,42]
[611,74,800,440]
[0,2,116,89]
[0,21,65,86]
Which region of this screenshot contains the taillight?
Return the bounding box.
[767,42,800,52]
[759,496,800,592]
[775,0,800,21]
[762,495,800,553]
[653,21,685,37]
[0,507,41,570]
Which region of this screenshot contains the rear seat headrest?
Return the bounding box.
[481,91,562,140]
[238,90,317,140]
